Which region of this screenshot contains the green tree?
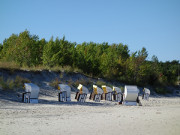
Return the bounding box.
[14,30,39,66]
[43,37,58,66]
[1,34,18,61]
[0,43,3,59]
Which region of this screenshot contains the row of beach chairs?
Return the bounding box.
[22,83,150,106]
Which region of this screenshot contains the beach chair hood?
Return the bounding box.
[93,85,103,94]
[77,84,89,94]
[144,88,150,95]
[113,86,122,93]
[102,85,113,93]
[24,83,39,99]
[124,85,139,102]
[58,84,71,97]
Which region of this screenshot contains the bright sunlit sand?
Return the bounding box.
[0,92,180,135]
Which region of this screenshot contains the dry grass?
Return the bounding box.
[0,61,82,74]
[73,78,93,88]
[96,80,106,87]
[0,76,31,91]
[0,61,20,70]
[49,78,61,89]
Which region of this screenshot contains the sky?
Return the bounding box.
[0,0,180,62]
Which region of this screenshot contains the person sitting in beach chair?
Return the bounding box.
[58,84,71,102]
[75,84,89,102]
[101,85,113,101]
[113,86,123,103]
[90,85,103,102]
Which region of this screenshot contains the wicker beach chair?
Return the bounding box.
[89,85,103,102]
[101,85,113,101]
[58,84,71,102]
[75,84,89,102]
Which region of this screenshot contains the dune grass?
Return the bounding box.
[49,78,61,89]
[0,76,31,91]
[0,61,20,70]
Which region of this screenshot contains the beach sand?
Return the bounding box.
[0,92,180,135]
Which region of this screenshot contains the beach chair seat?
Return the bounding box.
[77,93,87,102]
[94,94,101,102]
[105,92,112,101]
[22,92,30,103]
[113,93,122,102]
[89,92,95,100]
[58,91,67,102]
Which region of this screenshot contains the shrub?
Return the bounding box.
[0,76,31,91]
[0,77,15,90]
[7,79,15,90]
[50,78,61,89]
[0,77,8,90]
[155,87,167,94]
[14,76,31,89]
[96,80,106,87]
[72,78,93,88]
[96,80,113,88]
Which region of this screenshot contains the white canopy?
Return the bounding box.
[93,85,103,94]
[24,83,40,99]
[113,86,122,93]
[58,84,71,98]
[124,85,139,102]
[77,84,89,94]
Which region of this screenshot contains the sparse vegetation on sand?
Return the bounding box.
[0,76,31,91]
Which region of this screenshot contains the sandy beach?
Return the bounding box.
[0,90,180,135]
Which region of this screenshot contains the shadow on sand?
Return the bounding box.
[0,91,110,107]
[37,99,107,106]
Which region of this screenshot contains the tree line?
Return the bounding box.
[0,30,179,87]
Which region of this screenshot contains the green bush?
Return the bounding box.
[155,87,167,94]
